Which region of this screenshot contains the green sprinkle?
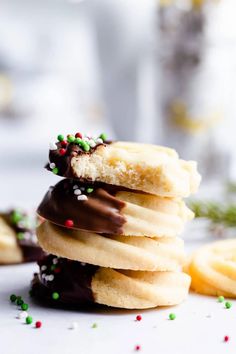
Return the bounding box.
[87,188,94,193]
[67,135,75,143]
[16,297,24,306]
[169,313,176,320]
[17,232,24,240]
[52,167,59,175]
[99,133,107,141]
[83,142,90,152]
[10,294,17,303]
[51,264,56,271]
[52,292,60,300]
[11,211,22,224]
[218,296,225,303]
[57,134,64,142]
[21,303,29,311]
[26,316,33,325]
[225,301,232,309]
[92,323,98,328]
[75,138,82,144]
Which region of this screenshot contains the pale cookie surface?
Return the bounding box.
[0,217,22,264]
[187,239,236,297]
[71,142,201,197]
[93,268,191,309]
[37,221,186,271]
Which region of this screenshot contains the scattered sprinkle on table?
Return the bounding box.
[136,315,142,321]
[26,316,33,325]
[218,296,225,303]
[69,322,78,330]
[224,336,229,342]
[35,321,42,329]
[225,301,232,309]
[21,303,29,311]
[17,311,28,320]
[92,323,98,329]
[169,313,176,320]
[10,294,17,303]
[16,298,24,306]
[135,345,141,351]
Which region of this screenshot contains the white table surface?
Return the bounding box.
[1,169,235,354]
[1,259,235,354]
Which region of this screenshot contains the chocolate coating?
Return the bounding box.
[31,255,98,307]
[37,179,127,234]
[47,139,110,178]
[1,211,45,263]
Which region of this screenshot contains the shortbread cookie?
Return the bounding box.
[47,134,201,197]
[31,255,191,309]
[37,179,193,237]
[37,221,186,271]
[188,239,236,297]
[0,210,44,264]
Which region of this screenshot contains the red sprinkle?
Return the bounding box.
[64,219,74,228]
[224,336,229,342]
[59,148,66,156]
[135,345,141,351]
[75,132,82,138]
[35,321,42,329]
[54,267,61,273]
[60,140,67,147]
[136,315,142,321]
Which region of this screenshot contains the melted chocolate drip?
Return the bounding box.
[47,140,110,178]
[37,179,127,234]
[31,255,97,307]
[1,211,45,263]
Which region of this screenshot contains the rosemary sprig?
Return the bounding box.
[189,201,236,227]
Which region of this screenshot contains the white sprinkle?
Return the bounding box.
[73,185,78,189]
[96,138,103,144]
[77,195,88,201]
[52,258,58,264]
[89,140,96,148]
[17,221,26,228]
[80,262,86,266]
[69,322,78,330]
[32,234,38,244]
[80,187,85,191]
[49,142,57,150]
[49,162,56,169]
[41,265,47,271]
[18,311,28,320]
[23,232,31,241]
[47,274,54,281]
[42,273,46,279]
[83,137,89,142]
[74,189,82,196]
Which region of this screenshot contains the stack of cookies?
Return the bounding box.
[31,134,201,309]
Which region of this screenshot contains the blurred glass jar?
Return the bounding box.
[158,0,236,183]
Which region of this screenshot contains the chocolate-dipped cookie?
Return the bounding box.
[31,254,191,309]
[0,210,45,264]
[37,178,193,237]
[47,133,201,198]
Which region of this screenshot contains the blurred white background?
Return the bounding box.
[1,0,236,207]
